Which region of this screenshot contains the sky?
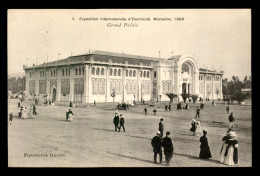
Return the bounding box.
[8,9,251,80]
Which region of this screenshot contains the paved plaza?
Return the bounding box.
[8,99,252,167]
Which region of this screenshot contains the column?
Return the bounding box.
[212,75,214,100]
[69,67,74,101]
[105,66,110,102]
[56,68,61,102]
[204,74,207,99]
[85,64,89,103]
[88,65,93,103]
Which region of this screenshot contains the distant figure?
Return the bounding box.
[228,112,235,128]
[32,105,37,115]
[143,99,145,105]
[151,131,162,164]
[195,107,200,118]
[153,108,157,116]
[189,98,192,103]
[159,118,164,138]
[18,101,20,108]
[168,104,172,111]
[190,119,196,135]
[94,100,96,106]
[200,102,204,110]
[222,131,239,165]
[185,103,189,110]
[113,113,120,132]
[9,112,13,125]
[199,130,212,159]
[162,131,174,166]
[126,103,129,110]
[144,107,147,116]
[226,106,230,114]
[69,101,72,107]
[195,121,201,136]
[67,109,74,121]
[119,114,125,132]
[165,105,168,111]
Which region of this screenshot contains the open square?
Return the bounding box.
[8,99,251,167]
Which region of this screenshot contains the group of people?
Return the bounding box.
[17,105,36,119]
[151,118,174,166]
[190,119,202,136]
[165,104,172,111]
[113,112,125,132]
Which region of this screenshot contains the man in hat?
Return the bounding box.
[144,107,147,116]
[168,104,172,111]
[153,108,157,116]
[113,113,120,132]
[228,112,235,128]
[162,131,174,166]
[119,114,125,132]
[151,131,162,164]
[159,118,164,138]
[9,112,14,125]
[32,105,37,115]
[195,107,200,118]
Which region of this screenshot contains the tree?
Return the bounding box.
[111,89,116,102]
[181,93,190,103]
[165,93,178,103]
[191,94,199,103]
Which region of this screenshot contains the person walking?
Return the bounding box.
[159,118,164,138]
[119,114,125,132]
[226,106,230,114]
[190,119,196,136]
[9,112,14,125]
[195,107,200,118]
[94,100,96,106]
[18,101,20,108]
[195,121,201,136]
[151,131,162,164]
[32,105,37,115]
[228,112,235,128]
[222,131,239,166]
[168,104,172,111]
[162,131,174,166]
[144,107,147,116]
[165,105,168,111]
[113,113,120,132]
[220,129,231,163]
[153,108,157,116]
[67,109,74,121]
[199,130,212,159]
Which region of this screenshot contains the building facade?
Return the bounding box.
[24,50,224,103]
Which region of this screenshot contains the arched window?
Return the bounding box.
[82,67,84,75]
[129,70,132,77]
[68,69,70,76]
[43,71,44,77]
[140,71,143,77]
[79,68,81,75]
[147,71,149,78]
[101,68,104,75]
[114,69,117,76]
[126,70,128,76]
[118,69,121,76]
[62,69,64,76]
[144,71,146,77]
[75,68,78,75]
[51,70,53,77]
[96,67,100,75]
[133,70,136,77]
[66,69,68,76]
[54,70,56,76]
[92,67,95,75]
[154,71,156,78]
[40,71,42,77]
[110,69,113,76]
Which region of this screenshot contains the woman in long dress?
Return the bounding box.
[190,119,196,135]
[220,130,231,163]
[27,107,34,119]
[199,130,212,159]
[195,121,201,136]
[223,131,239,165]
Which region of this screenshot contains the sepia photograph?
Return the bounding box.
[7,9,251,167]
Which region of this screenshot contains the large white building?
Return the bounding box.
[24,50,224,103]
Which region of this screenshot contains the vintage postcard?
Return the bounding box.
[8,9,251,167]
